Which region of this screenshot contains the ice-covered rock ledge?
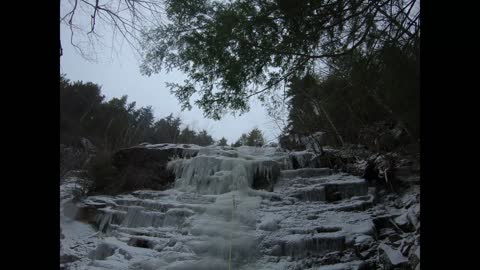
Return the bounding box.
[60,144,419,270]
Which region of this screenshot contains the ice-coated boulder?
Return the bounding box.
[379,243,409,269]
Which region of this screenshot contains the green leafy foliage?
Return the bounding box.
[141,0,419,119]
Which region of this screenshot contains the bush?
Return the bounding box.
[87,150,120,195]
[60,144,90,180]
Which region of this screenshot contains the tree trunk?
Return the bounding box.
[121,125,131,148]
[368,87,413,139]
[104,118,114,150]
[79,101,96,123]
[130,120,146,146]
[313,100,345,146]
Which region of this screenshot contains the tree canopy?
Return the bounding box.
[60,74,216,150]
[283,38,419,150]
[218,137,228,146]
[140,0,419,119]
[233,128,265,147]
[247,128,266,146]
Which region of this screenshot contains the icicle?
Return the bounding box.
[167,146,282,194]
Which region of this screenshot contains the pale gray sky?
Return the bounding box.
[60,23,282,145]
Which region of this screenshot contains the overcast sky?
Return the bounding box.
[60,18,281,144]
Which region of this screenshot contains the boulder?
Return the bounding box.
[60,254,80,264]
[89,242,118,260]
[379,243,409,270]
[112,144,200,169]
[258,217,280,231]
[358,247,376,260]
[394,213,413,232]
[408,244,420,268]
[407,204,420,230]
[398,235,415,256]
[109,144,200,192]
[354,235,374,252]
[63,200,107,224]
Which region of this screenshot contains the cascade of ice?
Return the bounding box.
[168,146,286,195]
[62,144,380,270]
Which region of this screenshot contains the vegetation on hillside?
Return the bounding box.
[138,0,419,154]
[60,75,216,194]
[283,40,419,153]
[60,0,420,194]
[61,75,215,150]
[233,128,266,147]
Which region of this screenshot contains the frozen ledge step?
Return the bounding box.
[287,180,369,202]
[280,168,332,179]
[308,260,366,270]
[323,181,368,202]
[272,233,346,257]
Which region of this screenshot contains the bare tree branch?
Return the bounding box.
[60,0,164,61]
[246,59,309,99]
[87,0,99,34]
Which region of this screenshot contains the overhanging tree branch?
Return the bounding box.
[60,0,164,60]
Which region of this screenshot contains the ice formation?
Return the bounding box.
[168,146,287,194]
[61,144,382,270]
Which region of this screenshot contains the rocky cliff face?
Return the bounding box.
[60,144,420,270]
